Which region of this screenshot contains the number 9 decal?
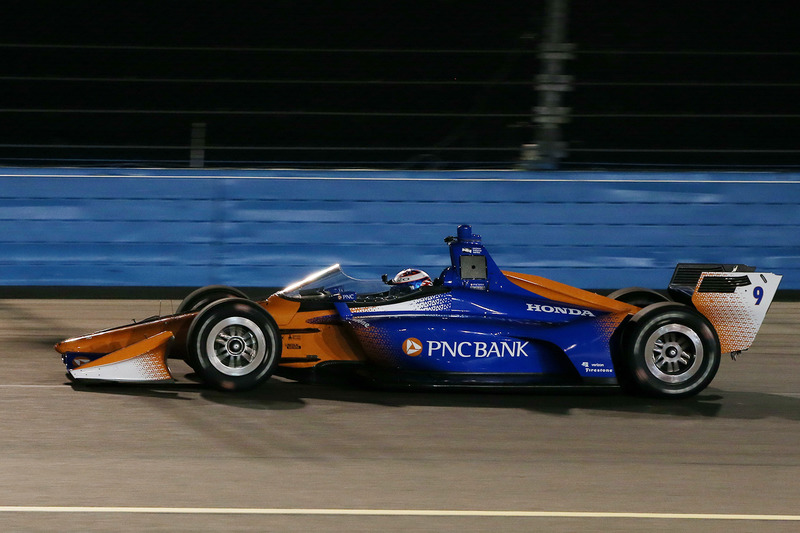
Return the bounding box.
[753,286,764,305]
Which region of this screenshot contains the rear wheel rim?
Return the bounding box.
[644,324,704,384]
[204,317,268,376]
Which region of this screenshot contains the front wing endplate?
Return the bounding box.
[68,331,175,383]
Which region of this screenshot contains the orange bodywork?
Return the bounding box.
[55,314,195,359]
[261,295,367,367]
[54,294,366,368]
[503,270,639,315]
[502,270,639,343]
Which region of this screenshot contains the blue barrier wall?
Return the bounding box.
[1,168,797,290]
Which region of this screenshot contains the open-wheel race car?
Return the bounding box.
[56,225,782,398]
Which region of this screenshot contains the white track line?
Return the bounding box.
[0,385,72,388]
[0,507,799,521]
[1,172,799,184]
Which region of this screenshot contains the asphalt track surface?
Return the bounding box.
[1,299,799,532]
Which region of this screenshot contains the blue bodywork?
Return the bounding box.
[303,225,630,387]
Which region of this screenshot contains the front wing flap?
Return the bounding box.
[65,331,175,383]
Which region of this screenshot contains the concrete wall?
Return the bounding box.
[1,168,797,290]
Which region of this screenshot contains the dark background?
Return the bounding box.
[3,0,800,169]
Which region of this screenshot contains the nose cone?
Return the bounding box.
[54,339,75,354]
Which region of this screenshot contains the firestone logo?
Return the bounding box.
[582,361,613,373]
[526,303,595,317]
[403,338,530,358]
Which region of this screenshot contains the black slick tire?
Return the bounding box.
[623,302,721,398]
[176,285,249,314]
[186,298,281,391]
[608,287,669,308]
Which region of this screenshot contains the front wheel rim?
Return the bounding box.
[644,324,704,384]
[204,317,269,376]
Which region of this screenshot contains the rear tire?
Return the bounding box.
[186,298,281,391]
[608,289,670,393]
[623,302,720,398]
[608,287,669,308]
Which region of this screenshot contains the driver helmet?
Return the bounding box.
[387,268,433,291]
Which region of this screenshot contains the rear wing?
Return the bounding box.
[669,263,782,354]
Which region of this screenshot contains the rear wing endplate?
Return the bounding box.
[669,264,782,353]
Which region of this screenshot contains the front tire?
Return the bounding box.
[178,286,250,371]
[187,298,281,391]
[176,285,249,314]
[623,302,720,398]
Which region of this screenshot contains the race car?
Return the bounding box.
[55,225,782,398]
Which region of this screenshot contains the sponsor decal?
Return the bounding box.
[403,338,424,356]
[581,361,613,373]
[403,338,529,358]
[526,303,595,317]
[72,356,92,367]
